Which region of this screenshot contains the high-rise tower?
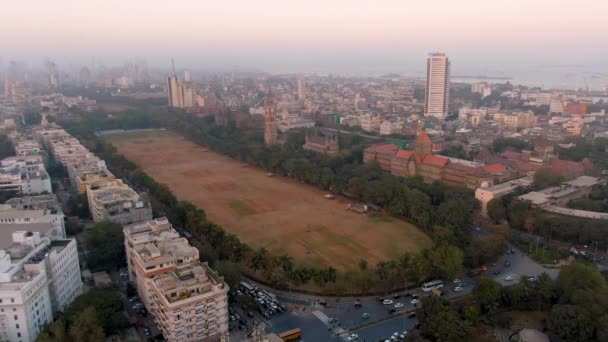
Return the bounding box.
[297,78,306,101]
[167,59,180,107]
[425,53,450,120]
[264,89,278,145]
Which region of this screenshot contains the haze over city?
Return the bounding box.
[3,0,608,79]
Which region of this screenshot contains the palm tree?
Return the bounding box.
[250,247,268,271]
[398,253,412,292]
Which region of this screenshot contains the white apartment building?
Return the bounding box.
[5,195,61,212]
[34,128,94,167]
[360,115,381,132]
[13,141,42,157]
[0,156,52,195]
[0,203,65,240]
[471,83,492,97]
[425,53,450,119]
[87,179,153,225]
[494,110,535,129]
[379,120,403,135]
[475,176,534,216]
[66,156,108,187]
[458,107,487,127]
[124,218,229,342]
[0,230,81,342]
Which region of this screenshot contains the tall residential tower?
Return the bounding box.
[424,53,450,120]
[264,90,278,145]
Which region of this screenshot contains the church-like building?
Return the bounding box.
[303,133,339,156]
[364,131,513,189]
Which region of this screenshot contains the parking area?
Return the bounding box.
[110,267,160,340]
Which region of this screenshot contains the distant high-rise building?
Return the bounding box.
[167,59,180,107]
[167,61,194,109]
[297,78,306,100]
[264,90,278,145]
[79,67,91,87]
[425,53,450,119]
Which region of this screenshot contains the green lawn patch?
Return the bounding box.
[228,199,255,216]
[369,213,394,223]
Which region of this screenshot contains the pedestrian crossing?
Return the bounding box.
[312,310,329,324]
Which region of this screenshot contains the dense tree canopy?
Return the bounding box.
[86,222,126,271]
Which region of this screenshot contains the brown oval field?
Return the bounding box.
[107,130,432,271]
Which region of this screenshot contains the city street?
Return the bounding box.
[257,241,560,341]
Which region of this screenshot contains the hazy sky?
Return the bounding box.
[2,0,608,75]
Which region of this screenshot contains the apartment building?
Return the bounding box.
[66,156,110,189]
[475,176,534,216]
[379,120,403,135]
[5,195,62,212]
[124,218,229,342]
[425,53,450,119]
[563,120,582,136]
[360,115,381,132]
[0,229,81,342]
[0,156,52,195]
[13,140,42,157]
[34,128,93,167]
[87,179,152,225]
[494,111,535,129]
[74,166,114,194]
[458,107,486,127]
[0,201,65,239]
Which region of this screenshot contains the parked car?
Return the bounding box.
[454,286,464,292]
[362,313,370,319]
[382,299,393,305]
[410,298,420,305]
[394,302,404,308]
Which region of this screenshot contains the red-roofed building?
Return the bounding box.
[363,143,399,171]
[483,163,506,173]
[366,132,513,187]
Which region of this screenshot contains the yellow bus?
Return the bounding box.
[279,328,302,341]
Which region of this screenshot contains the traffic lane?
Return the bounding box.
[354,315,416,342]
[322,299,422,330]
[269,311,339,341]
[489,245,559,286]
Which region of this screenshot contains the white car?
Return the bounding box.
[410,298,420,305]
[504,275,514,281]
[454,286,464,292]
[383,299,393,305]
[394,302,404,308]
[347,333,358,341]
[452,278,462,284]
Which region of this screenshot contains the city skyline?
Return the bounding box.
[2,0,607,78]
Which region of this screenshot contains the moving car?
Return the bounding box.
[362,312,370,319]
[454,286,464,292]
[394,302,404,308]
[383,299,393,305]
[504,275,514,281]
[410,298,420,305]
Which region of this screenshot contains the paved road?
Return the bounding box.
[489,244,559,286]
[259,240,560,342]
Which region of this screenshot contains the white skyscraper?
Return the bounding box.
[425,53,450,119]
[297,78,306,100]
